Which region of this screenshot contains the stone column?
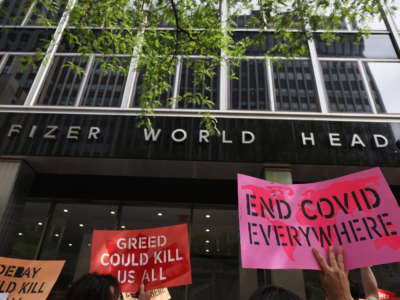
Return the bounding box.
[0,160,35,256]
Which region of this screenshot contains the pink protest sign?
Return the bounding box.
[238,168,400,270]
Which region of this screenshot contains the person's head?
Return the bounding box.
[66,273,121,300]
[349,280,362,300]
[249,286,303,300]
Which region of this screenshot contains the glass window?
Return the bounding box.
[0,28,53,52]
[273,60,320,112]
[320,60,372,113]
[364,62,400,114]
[388,0,400,32]
[79,57,129,107]
[58,29,135,54]
[0,201,50,259]
[230,59,270,110]
[315,34,398,58]
[233,32,308,57]
[28,0,67,25]
[178,59,220,109]
[0,55,41,105]
[351,14,387,30]
[121,206,240,300]
[131,68,174,108]
[40,203,119,296]
[37,56,88,106]
[0,0,29,25]
[231,11,262,28]
[190,208,239,300]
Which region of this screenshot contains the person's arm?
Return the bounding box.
[360,267,379,300]
[138,284,152,300]
[312,247,354,300]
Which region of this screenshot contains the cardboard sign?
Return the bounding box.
[0,257,65,300]
[122,288,171,300]
[90,224,192,292]
[238,168,400,270]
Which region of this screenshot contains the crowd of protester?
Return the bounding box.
[64,246,380,300]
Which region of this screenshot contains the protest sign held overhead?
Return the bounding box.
[238,168,400,270]
[0,257,64,300]
[90,224,191,293]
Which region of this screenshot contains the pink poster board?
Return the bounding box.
[238,168,400,270]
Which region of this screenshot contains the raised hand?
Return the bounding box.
[312,247,353,300]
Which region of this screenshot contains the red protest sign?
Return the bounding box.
[379,289,397,299]
[89,224,192,292]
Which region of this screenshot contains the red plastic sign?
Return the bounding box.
[89,224,192,292]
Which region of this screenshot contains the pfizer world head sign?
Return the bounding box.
[238,168,400,270]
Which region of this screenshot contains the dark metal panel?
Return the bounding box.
[0,113,399,166]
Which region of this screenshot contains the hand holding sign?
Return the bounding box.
[90,224,192,293]
[313,247,353,300]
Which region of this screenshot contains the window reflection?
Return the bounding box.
[231,11,262,28]
[190,209,239,300]
[230,60,270,110]
[0,201,50,259]
[0,28,53,52]
[40,203,118,295]
[0,55,41,105]
[320,61,372,113]
[132,69,174,108]
[273,60,320,112]
[80,57,129,107]
[390,0,400,32]
[352,14,387,30]
[0,0,28,25]
[178,59,220,109]
[37,56,88,106]
[364,62,400,114]
[28,0,67,25]
[120,206,191,229]
[233,32,308,56]
[315,34,398,58]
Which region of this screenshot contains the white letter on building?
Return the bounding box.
[222,130,232,144]
[88,127,101,140]
[199,130,210,143]
[242,131,255,144]
[29,125,37,138]
[301,132,315,146]
[67,126,81,140]
[350,134,366,148]
[8,124,22,137]
[171,129,187,142]
[43,125,58,139]
[144,128,162,142]
[329,133,342,147]
[373,134,388,148]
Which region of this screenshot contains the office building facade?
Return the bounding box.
[0,0,400,299]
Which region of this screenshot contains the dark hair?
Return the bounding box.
[65,273,120,300]
[249,286,303,300]
[350,280,362,300]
